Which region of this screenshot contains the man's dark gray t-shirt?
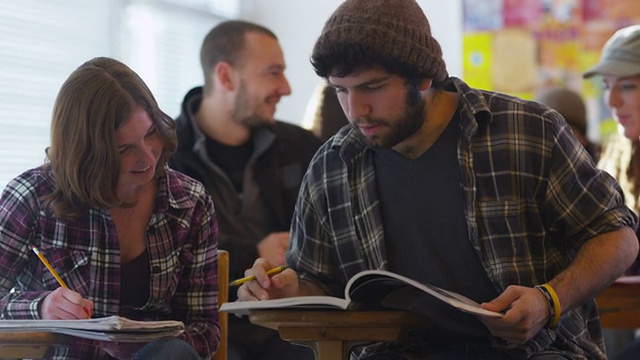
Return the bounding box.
[374,113,498,341]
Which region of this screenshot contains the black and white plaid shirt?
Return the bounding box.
[287,77,637,359]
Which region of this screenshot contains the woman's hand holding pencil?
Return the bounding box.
[31,245,93,319]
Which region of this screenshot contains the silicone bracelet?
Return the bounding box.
[538,283,561,329]
[535,285,554,326]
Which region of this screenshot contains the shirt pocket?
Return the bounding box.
[38,247,91,294]
[476,199,550,285]
[476,199,525,237]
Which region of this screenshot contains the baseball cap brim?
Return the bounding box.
[583,59,640,79]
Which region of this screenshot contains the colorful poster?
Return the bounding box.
[463,33,493,90]
[463,0,503,31]
[581,0,604,21]
[492,29,538,95]
[503,0,542,27]
[462,0,640,141]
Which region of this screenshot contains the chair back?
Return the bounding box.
[214,250,229,360]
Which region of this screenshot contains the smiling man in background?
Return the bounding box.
[170,20,319,360]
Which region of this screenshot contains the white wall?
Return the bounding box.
[244,0,463,126]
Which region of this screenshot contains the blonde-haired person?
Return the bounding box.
[0,57,219,359]
[584,24,640,360]
[585,25,640,276]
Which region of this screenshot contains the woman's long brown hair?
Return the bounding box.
[43,57,177,219]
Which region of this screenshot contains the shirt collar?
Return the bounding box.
[154,167,196,214]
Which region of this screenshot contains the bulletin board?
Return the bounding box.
[462,0,640,140]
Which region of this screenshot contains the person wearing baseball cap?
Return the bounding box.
[236,1,639,359]
[585,25,640,219]
[584,26,640,360]
[583,25,640,79]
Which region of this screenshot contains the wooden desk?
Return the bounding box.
[248,310,428,360]
[0,332,72,359]
[596,276,640,329]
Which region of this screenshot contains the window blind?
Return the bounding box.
[0,0,112,188]
[0,0,227,190]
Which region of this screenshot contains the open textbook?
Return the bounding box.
[0,315,184,342]
[220,269,502,318]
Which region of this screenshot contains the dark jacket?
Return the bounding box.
[170,87,322,289]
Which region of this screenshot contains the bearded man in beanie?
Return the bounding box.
[236,0,639,359]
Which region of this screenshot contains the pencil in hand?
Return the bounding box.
[31,245,69,289]
[229,265,288,286]
[31,245,92,318]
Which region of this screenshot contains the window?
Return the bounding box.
[0,1,112,188]
[0,0,229,189]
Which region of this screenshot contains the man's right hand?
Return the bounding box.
[237,258,299,301]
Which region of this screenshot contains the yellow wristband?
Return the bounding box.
[540,283,561,329]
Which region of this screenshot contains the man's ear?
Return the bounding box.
[214,61,237,92]
[418,78,433,92]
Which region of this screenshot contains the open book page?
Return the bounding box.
[614,275,640,284]
[345,270,502,318]
[221,269,502,319]
[220,295,350,316]
[0,315,185,342]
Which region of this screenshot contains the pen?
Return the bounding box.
[31,245,92,318]
[229,265,288,286]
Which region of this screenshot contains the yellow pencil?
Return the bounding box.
[31,245,68,289]
[31,245,92,318]
[229,265,288,286]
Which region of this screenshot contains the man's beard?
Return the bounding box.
[353,83,426,148]
[231,79,273,129]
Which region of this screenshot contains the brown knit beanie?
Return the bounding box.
[312,0,448,82]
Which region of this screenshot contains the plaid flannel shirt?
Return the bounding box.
[0,166,219,359]
[287,77,637,359]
